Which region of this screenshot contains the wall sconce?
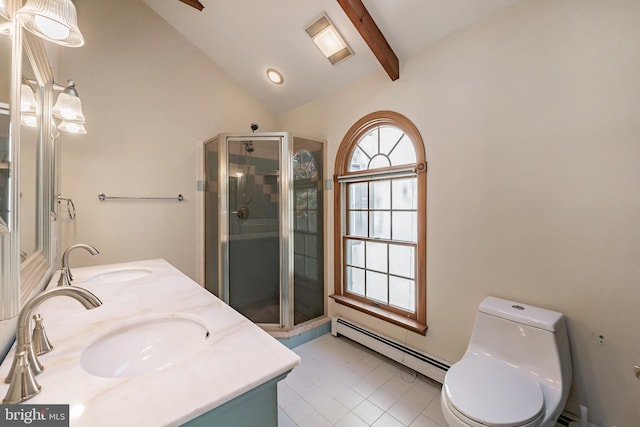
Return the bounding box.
[20,78,38,127]
[53,79,86,134]
[21,114,37,127]
[305,13,353,65]
[57,119,84,134]
[15,0,84,47]
[0,22,10,35]
[21,80,37,114]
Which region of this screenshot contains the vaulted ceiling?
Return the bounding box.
[141,0,526,114]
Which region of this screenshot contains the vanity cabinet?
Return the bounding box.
[0,259,300,427]
[182,374,284,427]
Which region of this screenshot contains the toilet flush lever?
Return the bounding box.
[633,366,640,380]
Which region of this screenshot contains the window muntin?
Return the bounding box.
[348,125,416,172]
[334,111,426,332]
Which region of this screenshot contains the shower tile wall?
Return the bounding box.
[230,154,280,228]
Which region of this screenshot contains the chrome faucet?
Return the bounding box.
[3,286,102,404]
[57,243,100,286]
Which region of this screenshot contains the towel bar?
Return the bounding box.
[98,193,184,202]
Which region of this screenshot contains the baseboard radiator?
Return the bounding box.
[332,317,578,426]
[331,316,450,384]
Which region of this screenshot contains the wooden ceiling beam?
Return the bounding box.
[179,0,205,12]
[337,0,399,81]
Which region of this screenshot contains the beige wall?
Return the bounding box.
[281,0,640,425]
[52,0,639,425]
[56,0,277,279]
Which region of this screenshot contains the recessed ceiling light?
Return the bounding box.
[266,68,284,85]
[305,13,353,65]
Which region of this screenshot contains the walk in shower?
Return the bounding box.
[204,133,325,330]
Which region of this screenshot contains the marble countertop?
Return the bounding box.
[0,259,300,426]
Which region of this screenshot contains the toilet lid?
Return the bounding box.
[444,354,545,427]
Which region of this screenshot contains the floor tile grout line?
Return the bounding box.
[277,334,446,427]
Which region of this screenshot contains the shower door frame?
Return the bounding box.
[218,132,294,330]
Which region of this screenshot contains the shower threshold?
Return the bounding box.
[262,317,331,349]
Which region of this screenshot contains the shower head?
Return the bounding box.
[244,142,254,153]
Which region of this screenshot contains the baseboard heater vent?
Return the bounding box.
[331,316,450,383]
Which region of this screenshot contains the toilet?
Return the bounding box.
[441,296,572,427]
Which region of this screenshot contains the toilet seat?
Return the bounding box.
[443,354,545,427]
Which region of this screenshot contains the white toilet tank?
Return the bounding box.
[466,297,572,422]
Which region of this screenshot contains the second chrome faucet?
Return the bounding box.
[58,243,100,286]
[3,286,103,403]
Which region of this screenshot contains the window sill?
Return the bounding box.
[330,294,428,336]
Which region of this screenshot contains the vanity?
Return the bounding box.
[0,259,300,426]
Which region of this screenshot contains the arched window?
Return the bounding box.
[333,111,427,334]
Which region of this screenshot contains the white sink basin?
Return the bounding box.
[80,267,153,284]
[80,314,210,378]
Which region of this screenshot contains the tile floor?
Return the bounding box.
[278,334,446,427]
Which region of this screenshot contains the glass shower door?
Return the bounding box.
[226,136,282,325]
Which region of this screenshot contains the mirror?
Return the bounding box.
[0,23,55,324]
[0,34,9,227]
[19,33,55,301]
[0,4,57,365]
[20,53,39,261]
[0,20,14,324]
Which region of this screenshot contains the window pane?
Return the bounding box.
[370,211,390,239]
[295,189,308,210]
[349,146,369,171]
[392,211,416,242]
[366,271,388,304]
[305,235,317,257]
[392,179,416,210]
[346,266,365,296]
[349,211,368,237]
[370,180,390,210]
[389,245,415,278]
[295,254,305,275]
[389,135,416,166]
[306,257,318,280]
[389,276,415,311]
[293,149,318,180]
[308,211,317,233]
[358,129,378,159]
[369,154,391,169]
[349,182,368,209]
[294,233,305,255]
[380,126,405,156]
[346,239,365,268]
[296,212,308,231]
[308,189,317,209]
[365,241,388,273]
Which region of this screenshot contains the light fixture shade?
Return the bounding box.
[305,14,353,65]
[57,120,85,134]
[53,80,85,122]
[53,92,84,121]
[21,83,38,114]
[0,0,9,21]
[16,0,84,47]
[21,114,38,128]
[314,26,345,58]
